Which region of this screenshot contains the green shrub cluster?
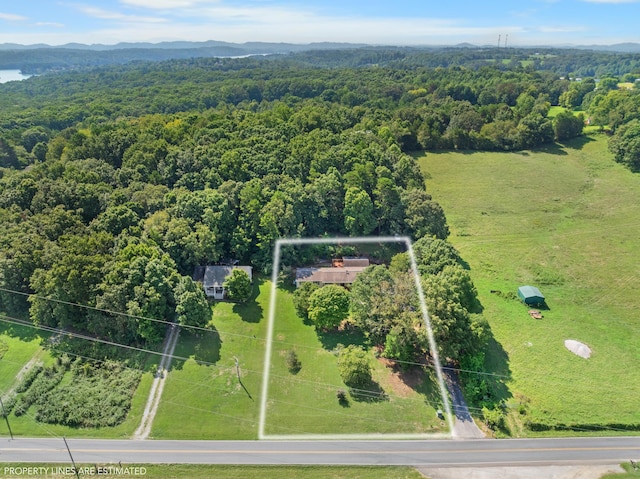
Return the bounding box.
[14,361,67,417]
[526,421,640,432]
[9,357,141,428]
[1,394,16,416]
[285,350,301,374]
[15,363,44,393]
[34,360,141,428]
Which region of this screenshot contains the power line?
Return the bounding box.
[2,313,634,436]
[0,285,515,380]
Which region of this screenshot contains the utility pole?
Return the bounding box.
[63,437,81,479]
[505,34,509,48]
[0,397,14,439]
[497,34,501,48]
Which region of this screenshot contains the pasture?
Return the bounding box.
[418,134,640,435]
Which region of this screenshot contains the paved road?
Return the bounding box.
[443,367,485,439]
[1,437,638,467]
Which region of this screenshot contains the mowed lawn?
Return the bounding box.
[264,284,445,437]
[0,464,426,479]
[418,135,640,434]
[153,278,447,439]
[151,279,270,439]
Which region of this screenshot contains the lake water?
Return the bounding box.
[0,69,32,83]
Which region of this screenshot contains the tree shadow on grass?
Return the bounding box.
[472,335,513,409]
[349,378,389,403]
[383,357,445,409]
[231,278,264,323]
[316,327,367,352]
[468,296,484,315]
[0,316,42,343]
[169,326,222,372]
[559,135,595,150]
[531,143,569,156]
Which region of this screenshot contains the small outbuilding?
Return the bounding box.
[517,285,545,306]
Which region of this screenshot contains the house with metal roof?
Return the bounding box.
[295,258,369,288]
[517,285,545,306]
[203,265,252,300]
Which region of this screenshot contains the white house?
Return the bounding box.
[203,265,252,299]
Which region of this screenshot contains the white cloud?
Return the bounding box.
[76,5,167,23]
[0,1,633,47]
[0,12,28,21]
[538,25,587,33]
[119,0,216,9]
[35,22,65,28]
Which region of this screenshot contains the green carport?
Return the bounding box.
[517,285,545,306]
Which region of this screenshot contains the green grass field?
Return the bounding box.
[153,276,447,439]
[418,134,640,435]
[602,463,640,478]
[0,464,426,479]
[547,106,568,118]
[264,282,445,437]
[151,279,269,439]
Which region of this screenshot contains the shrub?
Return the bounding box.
[482,406,506,431]
[1,394,16,416]
[15,363,44,393]
[337,345,372,389]
[336,389,348,405]
[34,361,141,428]
[285,349,301,374]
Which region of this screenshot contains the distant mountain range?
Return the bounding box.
[0,40,366,53]
[1,40,640,53]
[2,40,640,76]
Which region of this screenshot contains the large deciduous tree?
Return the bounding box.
[337,345,372,389]
[292,281,320,319]
[223,268,252,302]
[422,274,476,362]
[343,187,376,236]
[412,236,462,276]
[349,266,426,358]
[174,276,211,327]
[401,189,449,240]
[553,110,584,142]
[609,118,640,171]
[307,284,350,330]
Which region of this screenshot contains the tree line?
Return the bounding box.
[1,50,638,362]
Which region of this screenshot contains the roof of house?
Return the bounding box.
[296,266,368,284]
[342,257,370,267]
[204,265,252,287]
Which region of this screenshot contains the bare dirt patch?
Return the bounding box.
[377,357,425,398]
[420,464,624,479]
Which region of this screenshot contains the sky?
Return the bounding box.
[0,0,639,47]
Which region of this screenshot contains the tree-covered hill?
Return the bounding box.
[1,50,639,363]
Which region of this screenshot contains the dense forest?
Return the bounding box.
[1,48,639,369]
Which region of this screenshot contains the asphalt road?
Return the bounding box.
[1,437,639,467]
